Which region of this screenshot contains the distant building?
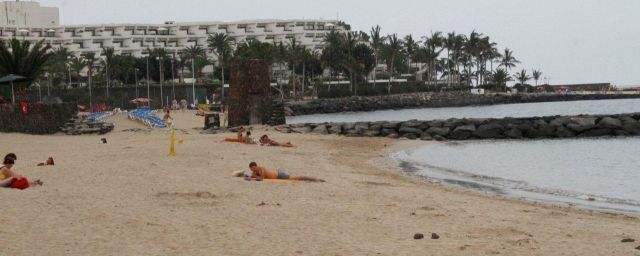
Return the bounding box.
[0,1,347,59]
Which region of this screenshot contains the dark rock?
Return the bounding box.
[328,124,343,134]
[380,128,397,136]
[354,122,370,131]
[580,128,612,137]
[525,124,555,138]
[431,233,440,239]
[635,245,640,250]
[433,135,446,141]
[555,126,576,138]
[474,123,504,138]
[567,117,597,132]
[292,126,312,133]
[614,130,629,136]
[312,125,329,134]
[426,127,451,137]
[404,133,419,140]
[387,133,400,139]
[399,127,423,135]
[400,120,422,128]
[598,117,622,129]
[451,124,476,140]
[621,238,635,243]
[505,128,523,139]
[343,123,356,130]
[414,233,424,240]
[549,117,572,127]
[623,122,640,135]
[381,122,400,129]
[420,134,433,141]
[363,130,381,137]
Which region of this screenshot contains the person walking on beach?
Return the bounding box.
[248,162,324,182]
[1,153,43,188]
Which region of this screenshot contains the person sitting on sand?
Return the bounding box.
[248,162,324,182]
[37,157,55,166]
[259,135,293,147]
[244,131,257,144]
[237,127,246,140]
[1,153,43,188]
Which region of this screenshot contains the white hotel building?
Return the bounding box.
[0,1,347,58]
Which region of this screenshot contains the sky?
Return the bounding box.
[34,0,640,86]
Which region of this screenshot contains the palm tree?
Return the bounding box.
[207,32,234,101]
[69,56,87,88]
[46,47,72,87]
[499,48,519,72]
[0,39,52,101]
[532,69,542,87]
[404,34,419,74]
[369,25,384,88]
[184,45,205,102]
[101,47,116,98]
[385,34,403,94]
[492,69,512,92]
[515,69,531,92]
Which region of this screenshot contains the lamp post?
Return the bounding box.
[171,53,176,101]
[191,55,196,104]
[146,56,150,102]
[134,68,139,98]
[67,56,72,88]
[157,56,164,107]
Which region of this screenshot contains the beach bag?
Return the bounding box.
[10,177,30,190]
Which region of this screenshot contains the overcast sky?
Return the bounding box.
[36,0,640,86]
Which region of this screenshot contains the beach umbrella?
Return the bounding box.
[0,74,28,104]
[130,97,152,104]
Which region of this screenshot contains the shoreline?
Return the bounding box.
[386,140,640,216]
[2,112,640,255]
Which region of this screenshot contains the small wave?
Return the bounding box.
[392,149,640,213]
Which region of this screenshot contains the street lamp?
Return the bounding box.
[157,56,164,107]
[67,56,72,88]
[146,55,151,102]
[134,68,139,98]
[171,53,176,101]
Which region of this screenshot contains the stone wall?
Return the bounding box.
[275,113,640,141]
[0,103,76,134]
[286,92,640,116]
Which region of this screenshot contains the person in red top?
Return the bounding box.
[1,153,43,188]
[248,162,324,182]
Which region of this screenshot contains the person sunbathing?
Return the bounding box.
[259,135,293,147]
[248,162,324,182]
[1,153,43,188]
[37,157,55,166]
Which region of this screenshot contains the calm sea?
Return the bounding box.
[289,98,640,213]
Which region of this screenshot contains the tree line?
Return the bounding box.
[0,25,545,103]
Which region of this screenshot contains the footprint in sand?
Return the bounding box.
[155,191,218,207]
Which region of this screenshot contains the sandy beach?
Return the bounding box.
[1,111,640,256]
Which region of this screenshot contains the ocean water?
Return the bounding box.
[393,138,640,213]
[287,98,640,124]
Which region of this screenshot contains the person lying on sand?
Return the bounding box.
[259,135,293,147]
[248,162,324,182]
[1,153,43,188]
[37,157,55,166]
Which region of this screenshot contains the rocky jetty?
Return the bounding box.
[285,92,640,116]
[60,115,115,135]
[275,113,640,141]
